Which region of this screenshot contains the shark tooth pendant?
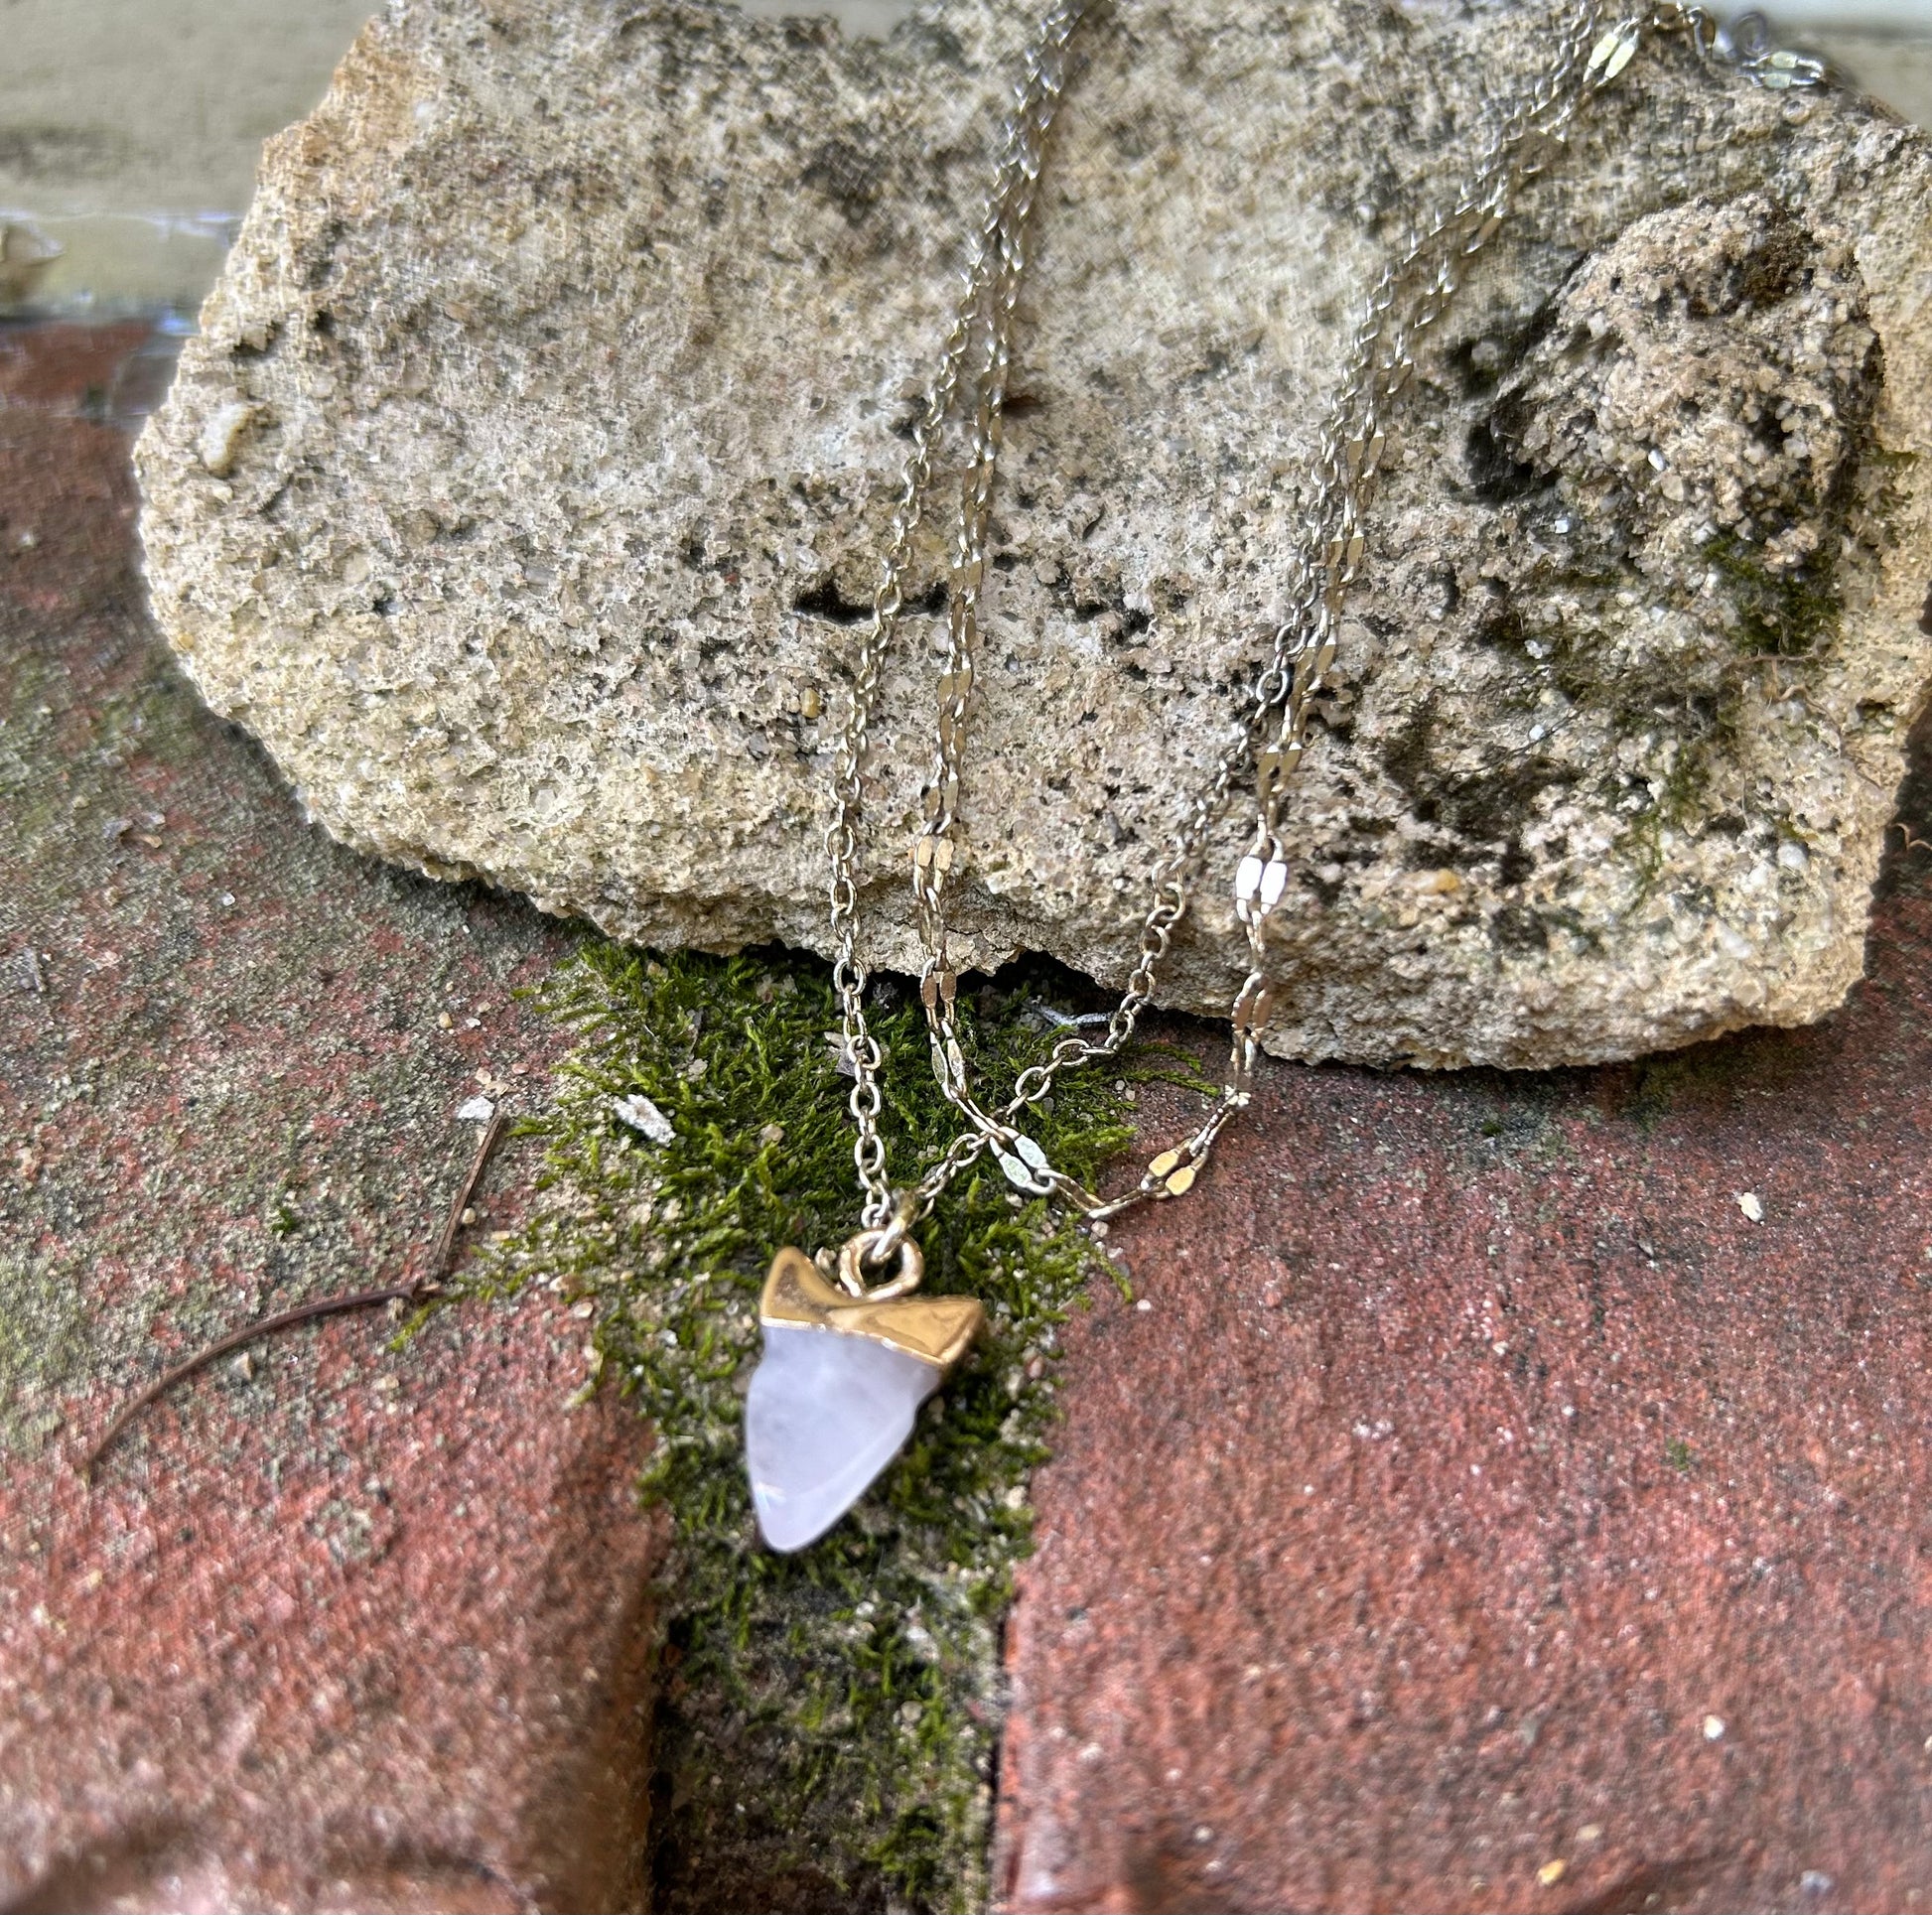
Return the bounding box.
[746,1242,982,1552]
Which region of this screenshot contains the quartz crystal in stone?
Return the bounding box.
[745,1324,943,1552]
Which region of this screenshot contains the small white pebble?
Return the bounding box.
[1134,1298,1153,1312]
[1703,1714,1725,1740]
[197,399,258,478]
[614,1092,674,1144]
[1736,1192,1764,1223]
[456,1094,495,1123]
[1578,1825,1603,1843]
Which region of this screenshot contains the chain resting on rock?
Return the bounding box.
[821,0,1826,1276]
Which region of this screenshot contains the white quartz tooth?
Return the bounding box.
[745,1323,943,1551]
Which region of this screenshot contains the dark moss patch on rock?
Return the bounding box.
[1704,531,1841,658]
[1355,191,1899,942]
[459,943,1195,1912]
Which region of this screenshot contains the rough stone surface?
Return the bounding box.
[135,0,1932,1069]
[994,710,1932,1914]
[0,328,660,1913]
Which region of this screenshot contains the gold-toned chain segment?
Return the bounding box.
[823,0,1828,1257]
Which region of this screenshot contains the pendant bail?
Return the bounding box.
[835,1225,924,1301]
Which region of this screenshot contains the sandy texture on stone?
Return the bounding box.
[135,0,1932,1067]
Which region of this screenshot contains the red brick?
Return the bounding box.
[998,727,1932,1914]
[0,327,663,1913]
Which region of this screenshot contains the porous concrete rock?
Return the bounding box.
[136,0,1932,1067]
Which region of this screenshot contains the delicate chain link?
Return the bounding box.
[824,0,1826,1245]
[825,0,1091,1224]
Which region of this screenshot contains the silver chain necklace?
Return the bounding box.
[744,1,1826,1552]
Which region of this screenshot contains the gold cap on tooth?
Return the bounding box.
[759,1247,982,1370]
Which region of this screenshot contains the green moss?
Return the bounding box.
[1664,1437,1695,1474]
[1619,729,1725,905]
[457,943,1197,1912]
[1705,532,1841,659]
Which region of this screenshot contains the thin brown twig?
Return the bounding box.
[430,1109,509,1275]
[78,1282,421,1481]
[81,1110,510,1482]
[1890,821,1932,857]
